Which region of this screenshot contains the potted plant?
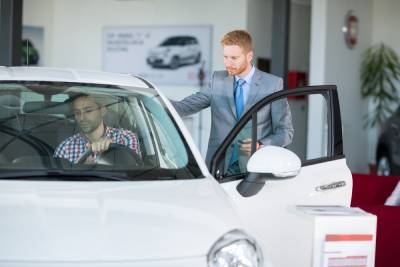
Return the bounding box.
[360,43,400,173]
[361,43,400,128]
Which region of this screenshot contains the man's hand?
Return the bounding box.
[239,138,263,156]
[87,138,112,154]
[83,138,112,164]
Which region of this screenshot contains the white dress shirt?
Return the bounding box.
[235,65,256,105]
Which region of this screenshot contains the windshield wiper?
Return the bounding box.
[0,170,128,181]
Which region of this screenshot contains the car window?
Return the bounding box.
[220,92,329,177]
[186,38,197,45]
[21,91,44,102]
[0,82,202,180]
[160,37,181,46]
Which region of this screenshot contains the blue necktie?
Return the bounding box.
[235,79,245,119]
[229,79,246,170]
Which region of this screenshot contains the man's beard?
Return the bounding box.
[226,63,247,76]
[79,121,98,134]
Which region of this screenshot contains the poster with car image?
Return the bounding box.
[103,25,211,85]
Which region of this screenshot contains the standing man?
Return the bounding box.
[171,30,293,173]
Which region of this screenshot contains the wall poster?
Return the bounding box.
[103,25,212,86]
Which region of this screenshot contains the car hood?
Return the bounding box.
[0,177,242,262]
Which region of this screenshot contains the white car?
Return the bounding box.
[0,67,352,267]
[146,36,201,69]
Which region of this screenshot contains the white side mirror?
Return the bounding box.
[247,145,301,178]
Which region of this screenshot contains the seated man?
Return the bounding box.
[54,93,140,164]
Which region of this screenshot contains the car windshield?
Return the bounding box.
[0,81,202,180]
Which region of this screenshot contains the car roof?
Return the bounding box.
[0,67,152,89]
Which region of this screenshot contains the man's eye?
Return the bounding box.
[83,108,94,113]
[73,108,95,116]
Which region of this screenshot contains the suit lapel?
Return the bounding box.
[223,74,237,118]
[245,69,262,112]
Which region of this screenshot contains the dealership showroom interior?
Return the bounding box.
[0,0,400,267]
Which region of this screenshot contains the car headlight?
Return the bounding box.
[207,229,263,267]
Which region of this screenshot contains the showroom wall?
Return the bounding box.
[248,0,311,72]
[289,0,311,72]
[309,0,372,172]
[247,0,273,60]
[22,0,54,66]
[51,0,247,71]
[372,0,400,56]
[309,0,400,173]
[367,0,400,165]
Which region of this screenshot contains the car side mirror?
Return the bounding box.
[236,146,301,197]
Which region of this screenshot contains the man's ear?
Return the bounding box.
[246,50,254,63]
[100,106,107,117]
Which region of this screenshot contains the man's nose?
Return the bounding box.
[224,59,233,67]
[75,111,86,120]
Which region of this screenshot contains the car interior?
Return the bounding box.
[0,84,157,170]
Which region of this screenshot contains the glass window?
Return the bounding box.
[21,91,43,102]
[221,93,328,177]
[0,82,202,180]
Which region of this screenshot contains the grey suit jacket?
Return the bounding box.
[171,68,294,168]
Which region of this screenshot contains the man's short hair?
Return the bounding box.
[66,93,105,108]
[220,30,253,52]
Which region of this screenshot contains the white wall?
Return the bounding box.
[24,0,249,71]
[309,0,400,172]
[289,0,311,72]
[247,0,273,60]
[372,0,400,56]
[366,0,400,164]
[21,0,54,66]
[326,0,372,173]
[309,0,372,173]
[248,0,311,72]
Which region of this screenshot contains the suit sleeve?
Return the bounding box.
[170,73,214,117]
[260,78,294,147]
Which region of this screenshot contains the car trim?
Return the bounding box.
[315,180,347,192]
[217,155,346,183]
[133,75,155,89]
[302,154,345,166]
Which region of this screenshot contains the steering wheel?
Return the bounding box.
[77,143,142,167]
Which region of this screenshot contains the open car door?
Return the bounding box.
[209,86,352,267]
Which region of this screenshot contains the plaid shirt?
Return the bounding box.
[54,126,140,163]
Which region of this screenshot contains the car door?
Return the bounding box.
[209,86,352,267]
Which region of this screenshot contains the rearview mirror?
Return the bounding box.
[237,146,301,197]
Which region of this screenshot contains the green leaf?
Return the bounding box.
[360,43,400,128]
